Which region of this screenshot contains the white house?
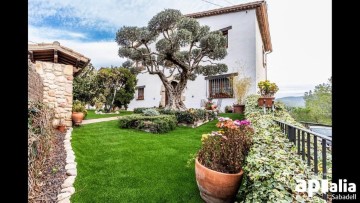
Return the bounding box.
[128,1,272,112]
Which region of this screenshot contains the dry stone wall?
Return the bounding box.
[32,61,74,127]
[28,60,44,102]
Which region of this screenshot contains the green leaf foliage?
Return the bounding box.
[238,95,329,202]
[118,114,177,133]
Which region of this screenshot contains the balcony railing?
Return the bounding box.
[274,119,332,200]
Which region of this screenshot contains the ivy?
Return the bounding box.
[238,95,328,202]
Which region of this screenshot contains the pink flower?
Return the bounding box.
[233,120,241,126]
[239,120,251,126]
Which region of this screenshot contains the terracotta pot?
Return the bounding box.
[233,104,245,114]
[57,125,67,133]
[195,158,244,203]
[257,97,275,108]
[72,112,84,125]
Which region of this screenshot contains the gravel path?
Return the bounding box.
[81,116,119,125]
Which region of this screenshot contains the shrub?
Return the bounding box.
[119,114,177,133]
[133,107,151,114]
[237,94,328,202]
[233,76,251,105]
[158,108,215,124]
[197,118,254,174]
[28,101,55,201]
[142,108,160,116]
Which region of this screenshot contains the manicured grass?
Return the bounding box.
[85,110,133,120]
[71,113,244,202]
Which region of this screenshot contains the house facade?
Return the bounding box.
[128,1,272,112]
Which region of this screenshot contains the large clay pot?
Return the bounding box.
[233,104,245,114]
[257,97,275,108]
[195,158,244,203]
[72,112,84,125]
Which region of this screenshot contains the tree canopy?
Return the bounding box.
[73,63,99,105]
[97,67,137,112]
[115,9,228,110]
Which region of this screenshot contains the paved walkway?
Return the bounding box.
[82,116,119,125]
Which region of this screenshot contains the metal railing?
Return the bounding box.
[274,119,332,200]
[299,121,332,129]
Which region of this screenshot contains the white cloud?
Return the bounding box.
[29,0,252,30]
[28,0,331,97]
[29,26,125,68]
[29,26,87,40]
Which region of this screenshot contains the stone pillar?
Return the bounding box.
[34,61,74,127]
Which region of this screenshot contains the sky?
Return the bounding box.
[28,0,331,98]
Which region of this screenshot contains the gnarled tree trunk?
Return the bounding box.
[160,74,187,111]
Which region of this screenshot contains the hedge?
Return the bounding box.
[238,95,327,202]
[159,108,217,124]
[118,114,177,133]
[133,107,151,114]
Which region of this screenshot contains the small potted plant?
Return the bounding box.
[225,105,233,113]
[205,98,217,110]
[57,119,67,133]
[72,100,87,125]
[195,117,254,203]
[233,77,251,114]
[257,80,279,107]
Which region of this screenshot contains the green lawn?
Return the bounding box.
[71,113,244,202]
[85,110,133,120]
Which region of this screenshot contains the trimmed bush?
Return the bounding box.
[133,107,151,114]
[142,108,160,116]
[159,108,216,124]
[119,114,177,133]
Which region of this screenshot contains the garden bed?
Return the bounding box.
[238,95,330,202]
[29,130,67,202]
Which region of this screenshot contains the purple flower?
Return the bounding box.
[218,117,225,122]
[239,120,251,126]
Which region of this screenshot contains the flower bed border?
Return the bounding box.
[57,128,77,203]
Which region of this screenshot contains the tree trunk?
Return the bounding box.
[156,70,188,111]
[165,89,187,111]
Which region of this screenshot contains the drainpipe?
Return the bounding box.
[264,51,271,80]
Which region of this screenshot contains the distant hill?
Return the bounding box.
[276,96,305,107]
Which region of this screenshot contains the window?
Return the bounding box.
[222,30,228,48]
[137,86,145,100]
[219,26,232,48]
[206,73,237,98]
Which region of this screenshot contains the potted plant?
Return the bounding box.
[195,117,254,203]
[72,100,87,125]
[205,98,217,110]
[233,76,251,114]
[57,119,67,133]
[225,105,233,113]
[257,80,279,107]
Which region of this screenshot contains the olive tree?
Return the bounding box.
[97,67,137,112]
[115,9,228,110]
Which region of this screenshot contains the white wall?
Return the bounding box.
[255,17,267,89]
[128,9,259,112]
[128,71,163,110]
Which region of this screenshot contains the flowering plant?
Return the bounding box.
[257,80,279,97]
[197,117,254,174]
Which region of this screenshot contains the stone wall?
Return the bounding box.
[32,61,74,127]
[28,60,44,102]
